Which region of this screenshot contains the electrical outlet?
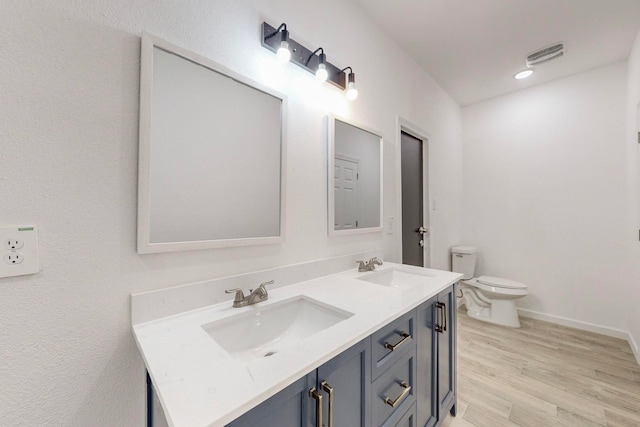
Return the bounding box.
[4,252,24,264]
[4,239,24,250]
[0,225,38,279]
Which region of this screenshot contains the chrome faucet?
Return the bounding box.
[356,257,383,272]
[225,280,274,308]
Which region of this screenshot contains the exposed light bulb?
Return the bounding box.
[276,29,291,63]
[347,87,358,101]
[346,73,358,100]
[316,63,328,82]
[515,69,534,80]
[277,41,291,62]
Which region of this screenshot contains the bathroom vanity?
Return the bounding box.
[132,261,461,427]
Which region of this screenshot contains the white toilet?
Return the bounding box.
[451,246,528,328]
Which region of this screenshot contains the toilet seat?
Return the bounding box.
[477,276,527,290]
[462,278,528,297]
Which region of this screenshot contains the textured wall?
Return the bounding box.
[462,62,631,331]
[625,28,640,358]
[0,1,463,425]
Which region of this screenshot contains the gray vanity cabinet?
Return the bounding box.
[436,286,457,422]
[148,287,457,427]
[226,373,316,427]
[226,338,370,427]
[315,338,371,427]
[416,295,438,427]
[416,285,457,427]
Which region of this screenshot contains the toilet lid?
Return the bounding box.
[477,275,527,290]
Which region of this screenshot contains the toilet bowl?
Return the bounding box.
[451,246,528,328]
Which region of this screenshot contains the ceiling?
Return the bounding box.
[354,0,640,106]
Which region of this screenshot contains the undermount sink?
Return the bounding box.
[357,267,435,290]
[202,296,353,363]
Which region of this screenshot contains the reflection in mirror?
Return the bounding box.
[137,34,286,253]
[328,116,383,235]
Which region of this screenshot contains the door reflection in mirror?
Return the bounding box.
[329,117,383,235]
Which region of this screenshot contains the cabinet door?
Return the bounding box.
[147,374,169,427]
[436,286,456,420]
[315,338,371,427]
[226,372,316,427]
[416,298,437,427]
[395,403,417,427]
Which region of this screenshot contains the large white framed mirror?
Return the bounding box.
[137,33,287,254]
[328,116,383,236]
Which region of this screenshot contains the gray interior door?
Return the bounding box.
[401,131,427,267]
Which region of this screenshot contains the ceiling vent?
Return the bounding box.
[526,43,566,67]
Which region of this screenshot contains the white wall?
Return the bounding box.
[462,62,632,331]
[626,29,640,358]
[0,1,463,425]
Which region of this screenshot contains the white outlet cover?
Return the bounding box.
[0,225,38,279]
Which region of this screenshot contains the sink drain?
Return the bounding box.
[263,351,277,357]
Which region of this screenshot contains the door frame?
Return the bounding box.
[396,117,432,267]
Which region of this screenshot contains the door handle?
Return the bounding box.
[418,226,428,235]
[321,381,333,427]
[309,387,323,427]
[419,240,424,247]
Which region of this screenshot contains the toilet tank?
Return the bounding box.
[451,246,477,280]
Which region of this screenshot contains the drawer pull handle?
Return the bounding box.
[321,381,334,427]
[309,387,323,427]
[435,302,445,333]
[384,381,411,407]
[384,332,410,351]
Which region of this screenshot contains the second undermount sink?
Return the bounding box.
[202,296,353,363]
[357,267,435,290]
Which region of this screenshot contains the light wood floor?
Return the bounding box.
[442,308,640,427]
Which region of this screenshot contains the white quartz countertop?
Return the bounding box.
[132,262,462,427]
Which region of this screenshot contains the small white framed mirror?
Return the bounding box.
[137,33,287,253]
[328,115,383,236]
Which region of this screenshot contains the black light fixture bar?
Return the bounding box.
[261,22,346,90]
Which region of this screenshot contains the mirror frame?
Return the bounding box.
[328,115,384,236]
[137,33,287,254]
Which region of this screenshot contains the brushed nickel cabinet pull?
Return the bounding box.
[384,331,410,351]
[436,302,445,333]
[309,387,323,427]
[384,381,411,407]
[321,381,333,427]
[442,301,447,332]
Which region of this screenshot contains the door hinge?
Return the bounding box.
[356,220,358,227]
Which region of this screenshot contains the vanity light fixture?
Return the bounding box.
[276,25,291,62]
[514,69,534,80]
[308,48,328,82]
[261,22,357,97]
[264,23,291,62]
[341,67,358,101]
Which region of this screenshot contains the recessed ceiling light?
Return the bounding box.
[515,69,534,80]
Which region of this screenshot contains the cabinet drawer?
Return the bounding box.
[395,403,417,427]
[372,348,417,427]
[371,310,415,379]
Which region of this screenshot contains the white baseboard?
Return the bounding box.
[517,308,640,366]
[518,308,640,365]
[517,308,629,339]
[457,304,640,366]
